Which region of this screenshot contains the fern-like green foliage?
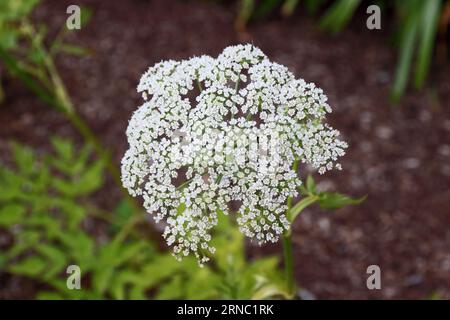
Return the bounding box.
[0,138,285,299]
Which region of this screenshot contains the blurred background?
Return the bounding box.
[0,0,449,299]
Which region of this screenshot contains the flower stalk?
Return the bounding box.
[283,158,298,298]
[282,232,295,298]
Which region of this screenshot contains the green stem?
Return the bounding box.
[283,158,299,298]
[282,232,295,298]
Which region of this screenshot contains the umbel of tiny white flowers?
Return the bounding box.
[121,44,347,265]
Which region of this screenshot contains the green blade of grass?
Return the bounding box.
[236,0,255,31]
[281,0,300,17]
[414,0,441,89]
[254,0,283,20]
[390,2,421,103]
[320,0,361,34]
[305,0,326,14]
[0,47,58,109]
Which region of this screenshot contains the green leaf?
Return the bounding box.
[212,212,245,271]
[92,266,114,295]
[0,48,59,109]
[414,0,441,88]
[9,256,47,277]
[35,244,68,280]
[7,229,41,258]
[51,136,73,161]
[27,33,46,65]
[0,0,40,21]
[53,43,91,57]
[97,241,120,266]
[73,157,104,194]
[0,166,23,201]
[114,199,134,224]
[6,0,39,18]
[236,0,255,30]
[111,241,150,267]
[27,213,61,238]
[318,192,366,210]
[155,275,183,299]
[128,285,147,300]
[49,143,92,177]
[11,142,35,175]
[305,0,326,14]
[253,0,283,20]
[0,203,25,226]
[52,158,104,197]
[36,292,64,300]
[184,267,220,299]
[281,0,299,17]
[139,255,184,288]
[70,145,92,175]
[109,270,138,300]
[320,0,361,33]
[251,282,289,300]
[57,231,95,269]
[288,195,319,223]
[0,28,19,50]
[391,0,421,102]
[306,175,317,194]
[56,199,87,230]
[79,6,92,29]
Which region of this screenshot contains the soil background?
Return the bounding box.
[1,0,449,299]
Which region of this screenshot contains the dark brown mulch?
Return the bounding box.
[0,0,449,299]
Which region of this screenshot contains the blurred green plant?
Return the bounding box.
[0,0,140,215]
[236,0,447,102]
[391,0,443,101]
[0,0,39,104]
[428,292,443,300]
[0,138,287,299]
[211,211,288,299]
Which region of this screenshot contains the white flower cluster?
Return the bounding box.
[121,44,347,264]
